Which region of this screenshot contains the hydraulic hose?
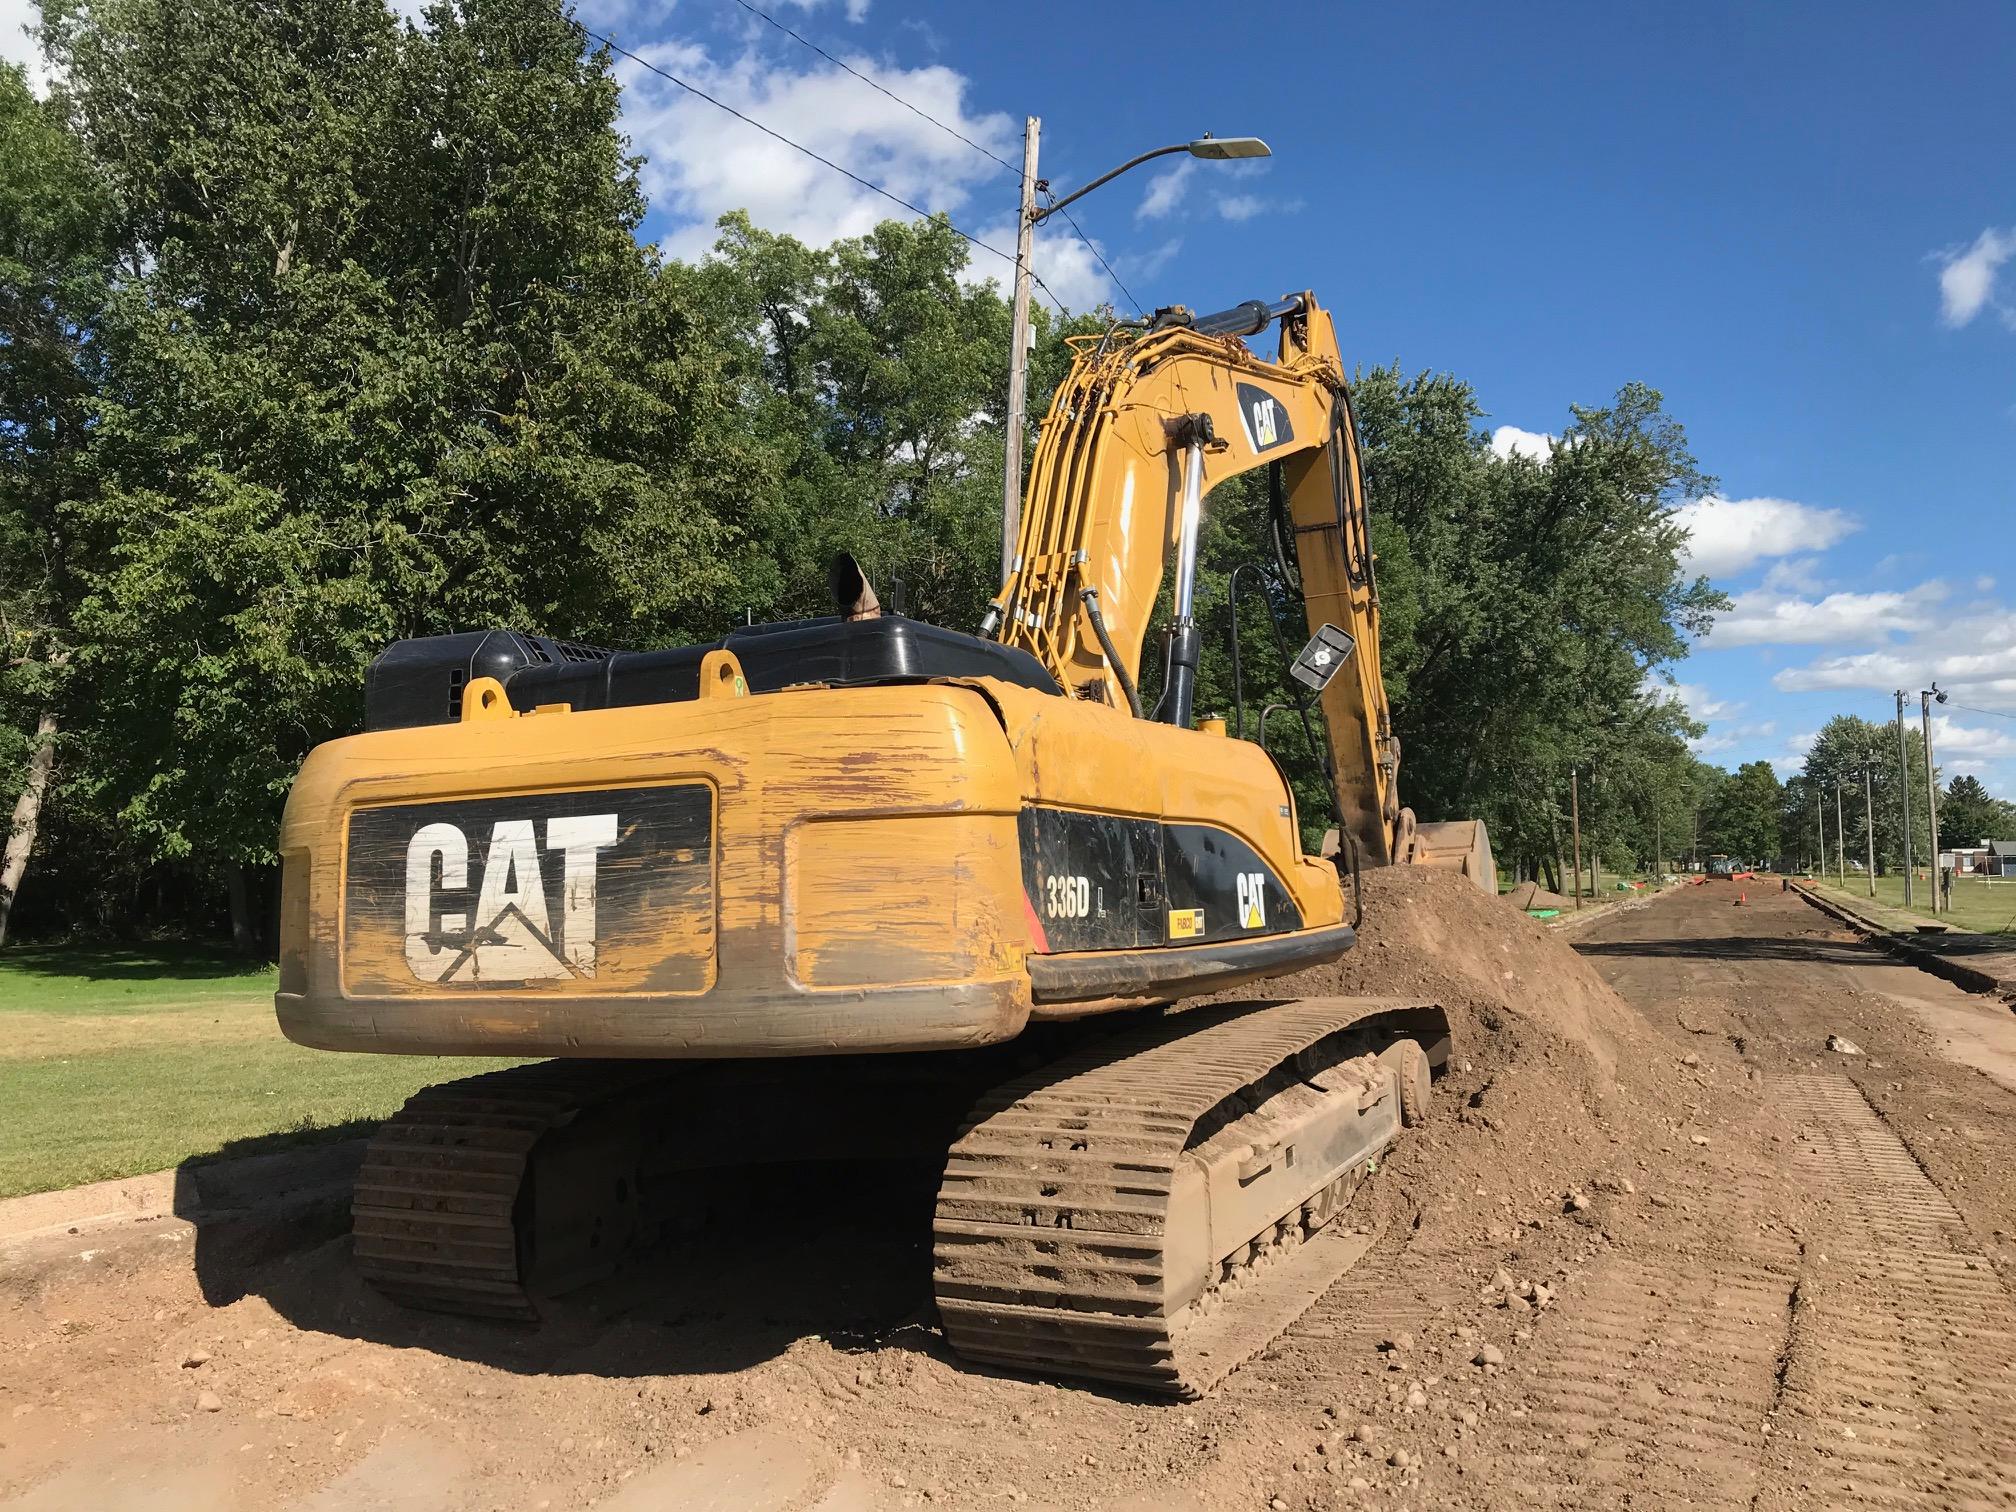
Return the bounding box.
[1079,588,1142,719]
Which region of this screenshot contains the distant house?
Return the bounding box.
[1992,840,2016,878]
[1946,845,1993,874]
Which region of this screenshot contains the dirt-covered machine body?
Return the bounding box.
[276,291,1491,1396]
[278,657,1352,1059]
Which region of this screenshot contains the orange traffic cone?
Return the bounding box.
[1736,890,1747,907]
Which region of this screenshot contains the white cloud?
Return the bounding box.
[1124,236,1183,283]
[1669,495,1858,578]
[1489,425,1557,462]
[1,0,48,93]
[1931,714,2016,760]
[1936,227,2016,329]
[1760,556,1824,594]
[1710,580,1947,648]
[775,0,871,17]
[1978,575,1998,593]
[1136,160,1195,222]
[1772,609,2016,710]
[1767,729,1820,780]
[1651,679,1741,722]
[1132,159,1298,226]
[615,39,1022,271]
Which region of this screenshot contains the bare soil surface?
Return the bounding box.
[4,876,2015,1510]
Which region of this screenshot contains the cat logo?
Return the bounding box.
[1236,870,1268,930]
[404,815,619,983]
[1250,397,1279,448]
[1234,382,1294,453]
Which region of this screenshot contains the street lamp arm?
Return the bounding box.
[1031,143,1193,224]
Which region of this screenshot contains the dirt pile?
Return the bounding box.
[1501,879,1571,911]
[1254,863,1654,1078]
[1212,865,1706,1261]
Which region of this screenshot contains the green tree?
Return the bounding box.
[1797,714,1928,873]
[0,63,119,944]
[1350,369,1724,879]
[1701,760,1780,860]
[1940,774,2015,846]
[45,0,757,944]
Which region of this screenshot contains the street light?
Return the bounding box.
[998,126,1274,581]
[1861,766,1878,897]
[1922,682,1947,912]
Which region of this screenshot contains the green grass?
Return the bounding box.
[1815,872,2016,937]
[0,944,520,1198]
[0,942,278,1014]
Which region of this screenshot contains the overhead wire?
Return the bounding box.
[1047,197,1142,317]
[727,0,1019,176]
[569,16,1074,309]
[714,0,1143,317]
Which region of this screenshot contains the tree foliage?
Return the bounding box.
[1939,774,2016,848]
[3,0,1887,942]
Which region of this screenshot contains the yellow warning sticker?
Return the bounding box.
[1168,908,1205,939]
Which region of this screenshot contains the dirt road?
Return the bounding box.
[4,878,2014,1510]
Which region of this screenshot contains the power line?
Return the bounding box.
[722,0,1140,318]
[1948,701,2016,721]
[572,18,1072,309]
[727,0,1019,178]
[1049,199,1141,317]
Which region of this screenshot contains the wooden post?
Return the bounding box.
[1570,769,1583,910]
[1001,116,1040,582]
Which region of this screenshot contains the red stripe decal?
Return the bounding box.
[1022,890,1051,953]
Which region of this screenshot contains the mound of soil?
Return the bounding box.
[1251,863,1653,1078]
[1209,864,1706,1267]
[1501,879,1572,911]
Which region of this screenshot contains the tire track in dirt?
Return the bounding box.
[1468,1164,1797,1512]
[1762,1074,2016,1510]
[1503,1256,1791,1509]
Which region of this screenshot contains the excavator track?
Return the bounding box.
[351,1060,681,1319]
[933,996,1443,1398]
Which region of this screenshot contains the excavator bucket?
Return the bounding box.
[1413,819,1496,896]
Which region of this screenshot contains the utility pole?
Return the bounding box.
[1001,116,1040,581]
[992,129,1269,599]
[1862,766,1877,898]
[1834,778,1847,889]
[1822,786,1838,883]
[1570,770,1583,910]
[1922,684,1946,914]
[1895,689,1914,907]
[1589,764,1600,899]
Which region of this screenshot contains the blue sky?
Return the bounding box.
[8,0,2013,793]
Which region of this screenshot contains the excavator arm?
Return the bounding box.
[987,293,1416,872]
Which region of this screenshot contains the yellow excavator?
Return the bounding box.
[275,291,1491,1397]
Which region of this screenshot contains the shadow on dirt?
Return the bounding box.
[179,1132,951,1381]
[1572,933,1876,967]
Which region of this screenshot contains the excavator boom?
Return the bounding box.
[990,292,1486,883]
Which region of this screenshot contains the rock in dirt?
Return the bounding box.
[195,1390,222,1412]
[181,1350,211,1368]
[1827,1034,1864,1056]
[1473,1344,1505,1367]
